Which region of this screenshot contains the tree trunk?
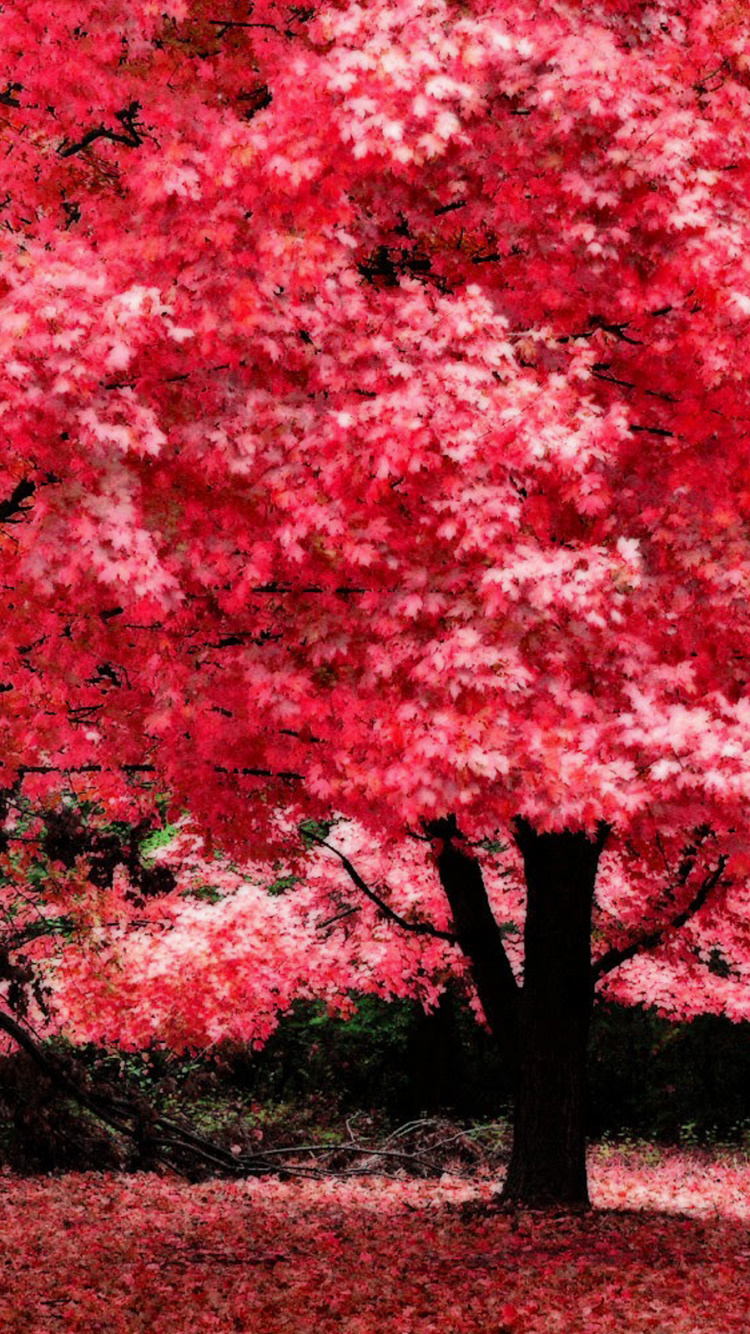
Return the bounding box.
[429,815,608,1208]
[502,820,607,1208]
[429,816,520,1079]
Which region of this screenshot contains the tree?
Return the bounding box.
[3,0,750,1206]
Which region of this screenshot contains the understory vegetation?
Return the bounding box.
[1,995,748,1177]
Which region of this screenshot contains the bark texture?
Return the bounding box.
[502,819,608,1207]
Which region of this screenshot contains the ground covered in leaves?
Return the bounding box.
[1,1150,748,1333]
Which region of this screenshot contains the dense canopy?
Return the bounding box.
[2,0,750,1072]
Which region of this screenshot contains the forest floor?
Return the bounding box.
[0,1146,748,1334]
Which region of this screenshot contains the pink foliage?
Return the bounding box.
[3,0,750,1043]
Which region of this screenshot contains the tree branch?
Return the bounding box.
[592,855,729,980]
[426,816,521,1071]
[59,102,144,158]
[306,834,458,944]
[0,1012,468,1181]
[2,916,75,951]
[208,19,279,34]
[0,82,22,108]
[0,1010,271,1175]
[14,763,156,776]
[0,1010,134,1138]
[316,905,361,932]
[0,478,35,525]
[214,764,302,783]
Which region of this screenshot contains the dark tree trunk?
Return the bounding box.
[501,819,608,1208]
[428,814,609,1208]
[429,816,520,1078]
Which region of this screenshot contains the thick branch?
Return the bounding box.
[0,478,35,525]
[0,1011,268,1175]
[307,835,457,944]
[59,102,143,158]
[0,1010,135,1139]
[592,855,728,980]
[428,816,520,1070]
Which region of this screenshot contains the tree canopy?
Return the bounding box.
[2,2,750,1202]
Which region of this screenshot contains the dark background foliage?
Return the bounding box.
[233,991,750,1142]
[1,993,748,1173]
